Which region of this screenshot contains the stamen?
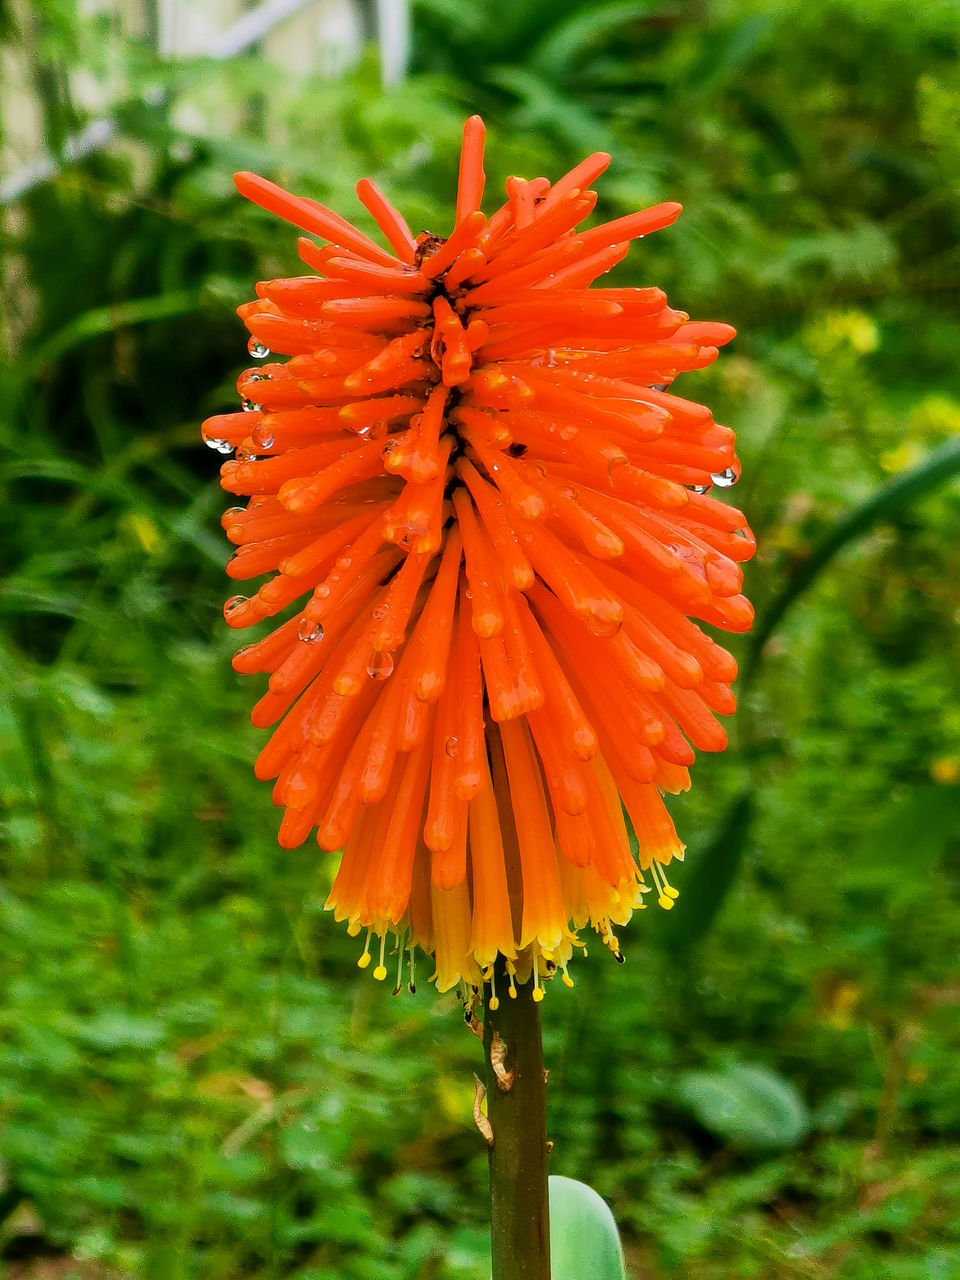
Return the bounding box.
[394,931,405,994]
[357,928,373,969]
[650,861,679,910]
[506,961,517,1000]
[532,958,544,1003]
[487,965,499,1012]
[373,932,388,980]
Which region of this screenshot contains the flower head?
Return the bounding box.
[203,117,754,1000]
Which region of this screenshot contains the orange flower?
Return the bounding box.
[203,117,754,1001]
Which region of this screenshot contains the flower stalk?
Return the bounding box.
[483,955,551,1280]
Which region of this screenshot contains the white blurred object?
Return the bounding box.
[376,0,410,87]
[0,0,410,204]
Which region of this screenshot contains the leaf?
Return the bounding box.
[529,2,653,79]
[867,783,958,875]
[549,1176,627,1280]
[25,290,202,372]
[677,1063,810,1152]
[745,436,960,682]
[656,790,753,949]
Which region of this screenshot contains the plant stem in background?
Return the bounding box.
[483,957,551,1280]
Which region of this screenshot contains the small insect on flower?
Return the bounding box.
[203,117,754,1003]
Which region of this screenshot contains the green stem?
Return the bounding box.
[483,956,551,1280]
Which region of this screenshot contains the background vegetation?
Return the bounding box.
[2,0,960,1276]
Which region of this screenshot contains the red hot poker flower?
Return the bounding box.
[203,117,755,1002]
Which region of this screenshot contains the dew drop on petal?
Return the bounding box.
[224,595,249,617]
[690,483,712,495]
[586,613,622,639]
[248,339,270,358]
[314,584,331,600]
[241,399,261,412]
[366,650,395,680]
[711,465,740,489]
[298,618,324,644]
[372,604,387,621]
[444,736,459,758]
[252,427,275,449]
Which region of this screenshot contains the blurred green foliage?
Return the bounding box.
[2,0,960,1277]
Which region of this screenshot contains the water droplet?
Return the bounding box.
[252,427,275,449]
[689,483,712,495]
[711,466,740,489]
[298,618,324,644]
[247,372,265,383]
[235,447,256,463]
[204,436,234,455]
[336,556,352,570]
[444,736,459,758]
[241,398,261,412]
[224,505,246,519]
[224,595,249,616]
[586,613,622,639]
[248,339,270,358]
[366,650,395,680]
[651,383,668,392]
[372,604,388,622]
[315,584,331,599]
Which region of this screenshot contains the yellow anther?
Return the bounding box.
[357,952,372,969]
[532,988,544,1003]
[489,996,500,1011]
[657,894,674,910]
[665,885,680,899]
[373,932,387,979]
[561,971,574,989]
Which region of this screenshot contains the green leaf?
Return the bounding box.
[549,1176,627,1280]
[677,1063,810,1153]
[745,436,960,682]
[529,2,653,79]
[867,783,958,876]
[656,790,754,949]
